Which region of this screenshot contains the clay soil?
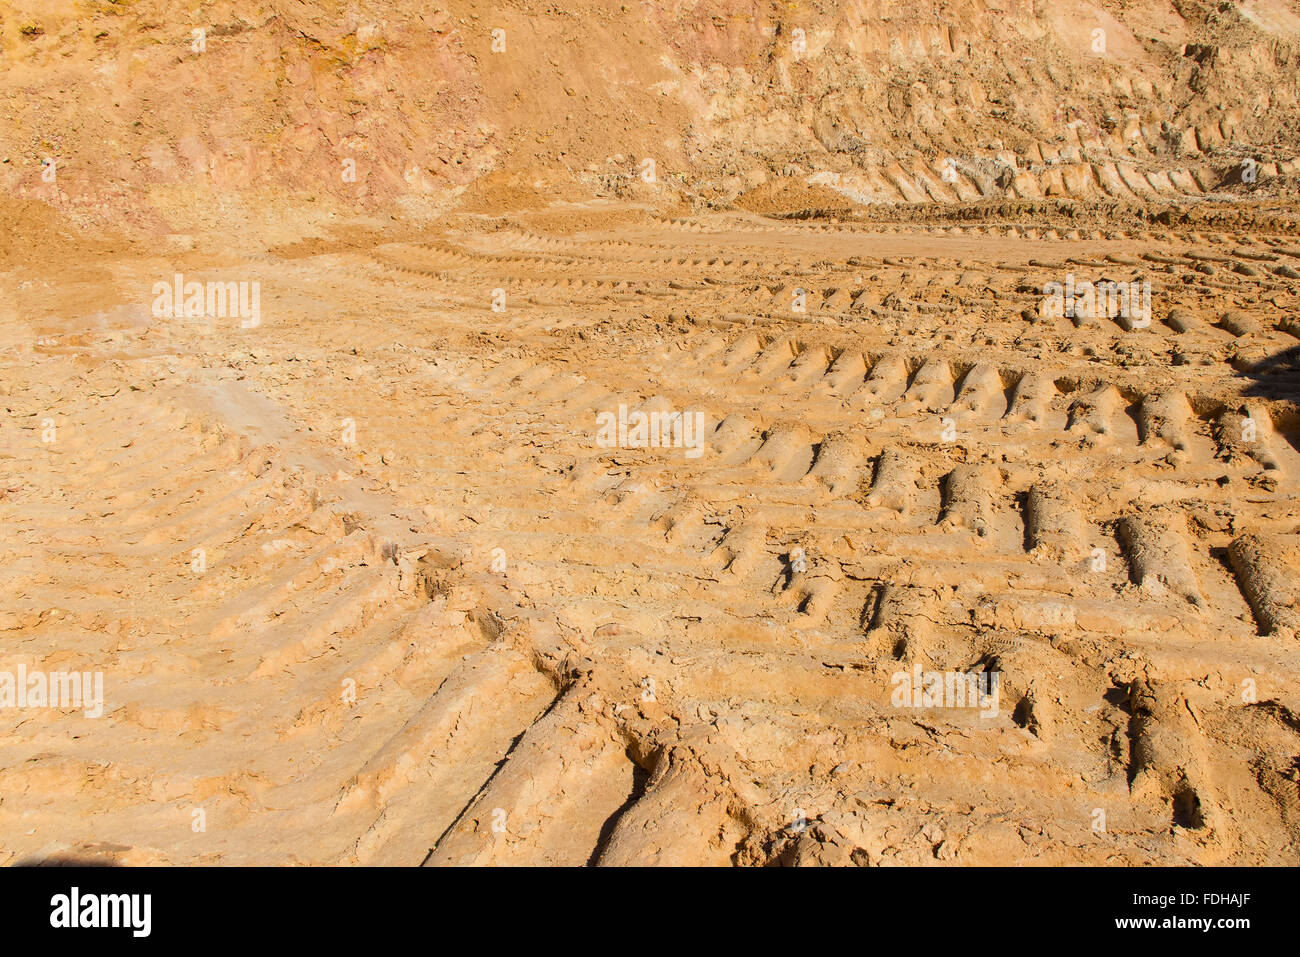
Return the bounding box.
[2,0,1300,866]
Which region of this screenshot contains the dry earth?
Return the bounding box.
[2,0,1300,866]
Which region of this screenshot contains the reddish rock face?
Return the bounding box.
[4,0,1299,237]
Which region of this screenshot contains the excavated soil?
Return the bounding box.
[2,1,1300,866]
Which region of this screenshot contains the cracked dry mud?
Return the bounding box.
[3,0,1300,867]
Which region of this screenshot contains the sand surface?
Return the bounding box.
[2,0,1299,866]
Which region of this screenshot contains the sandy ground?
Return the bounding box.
[2,0,1300,866]
[2,202,1299,865]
